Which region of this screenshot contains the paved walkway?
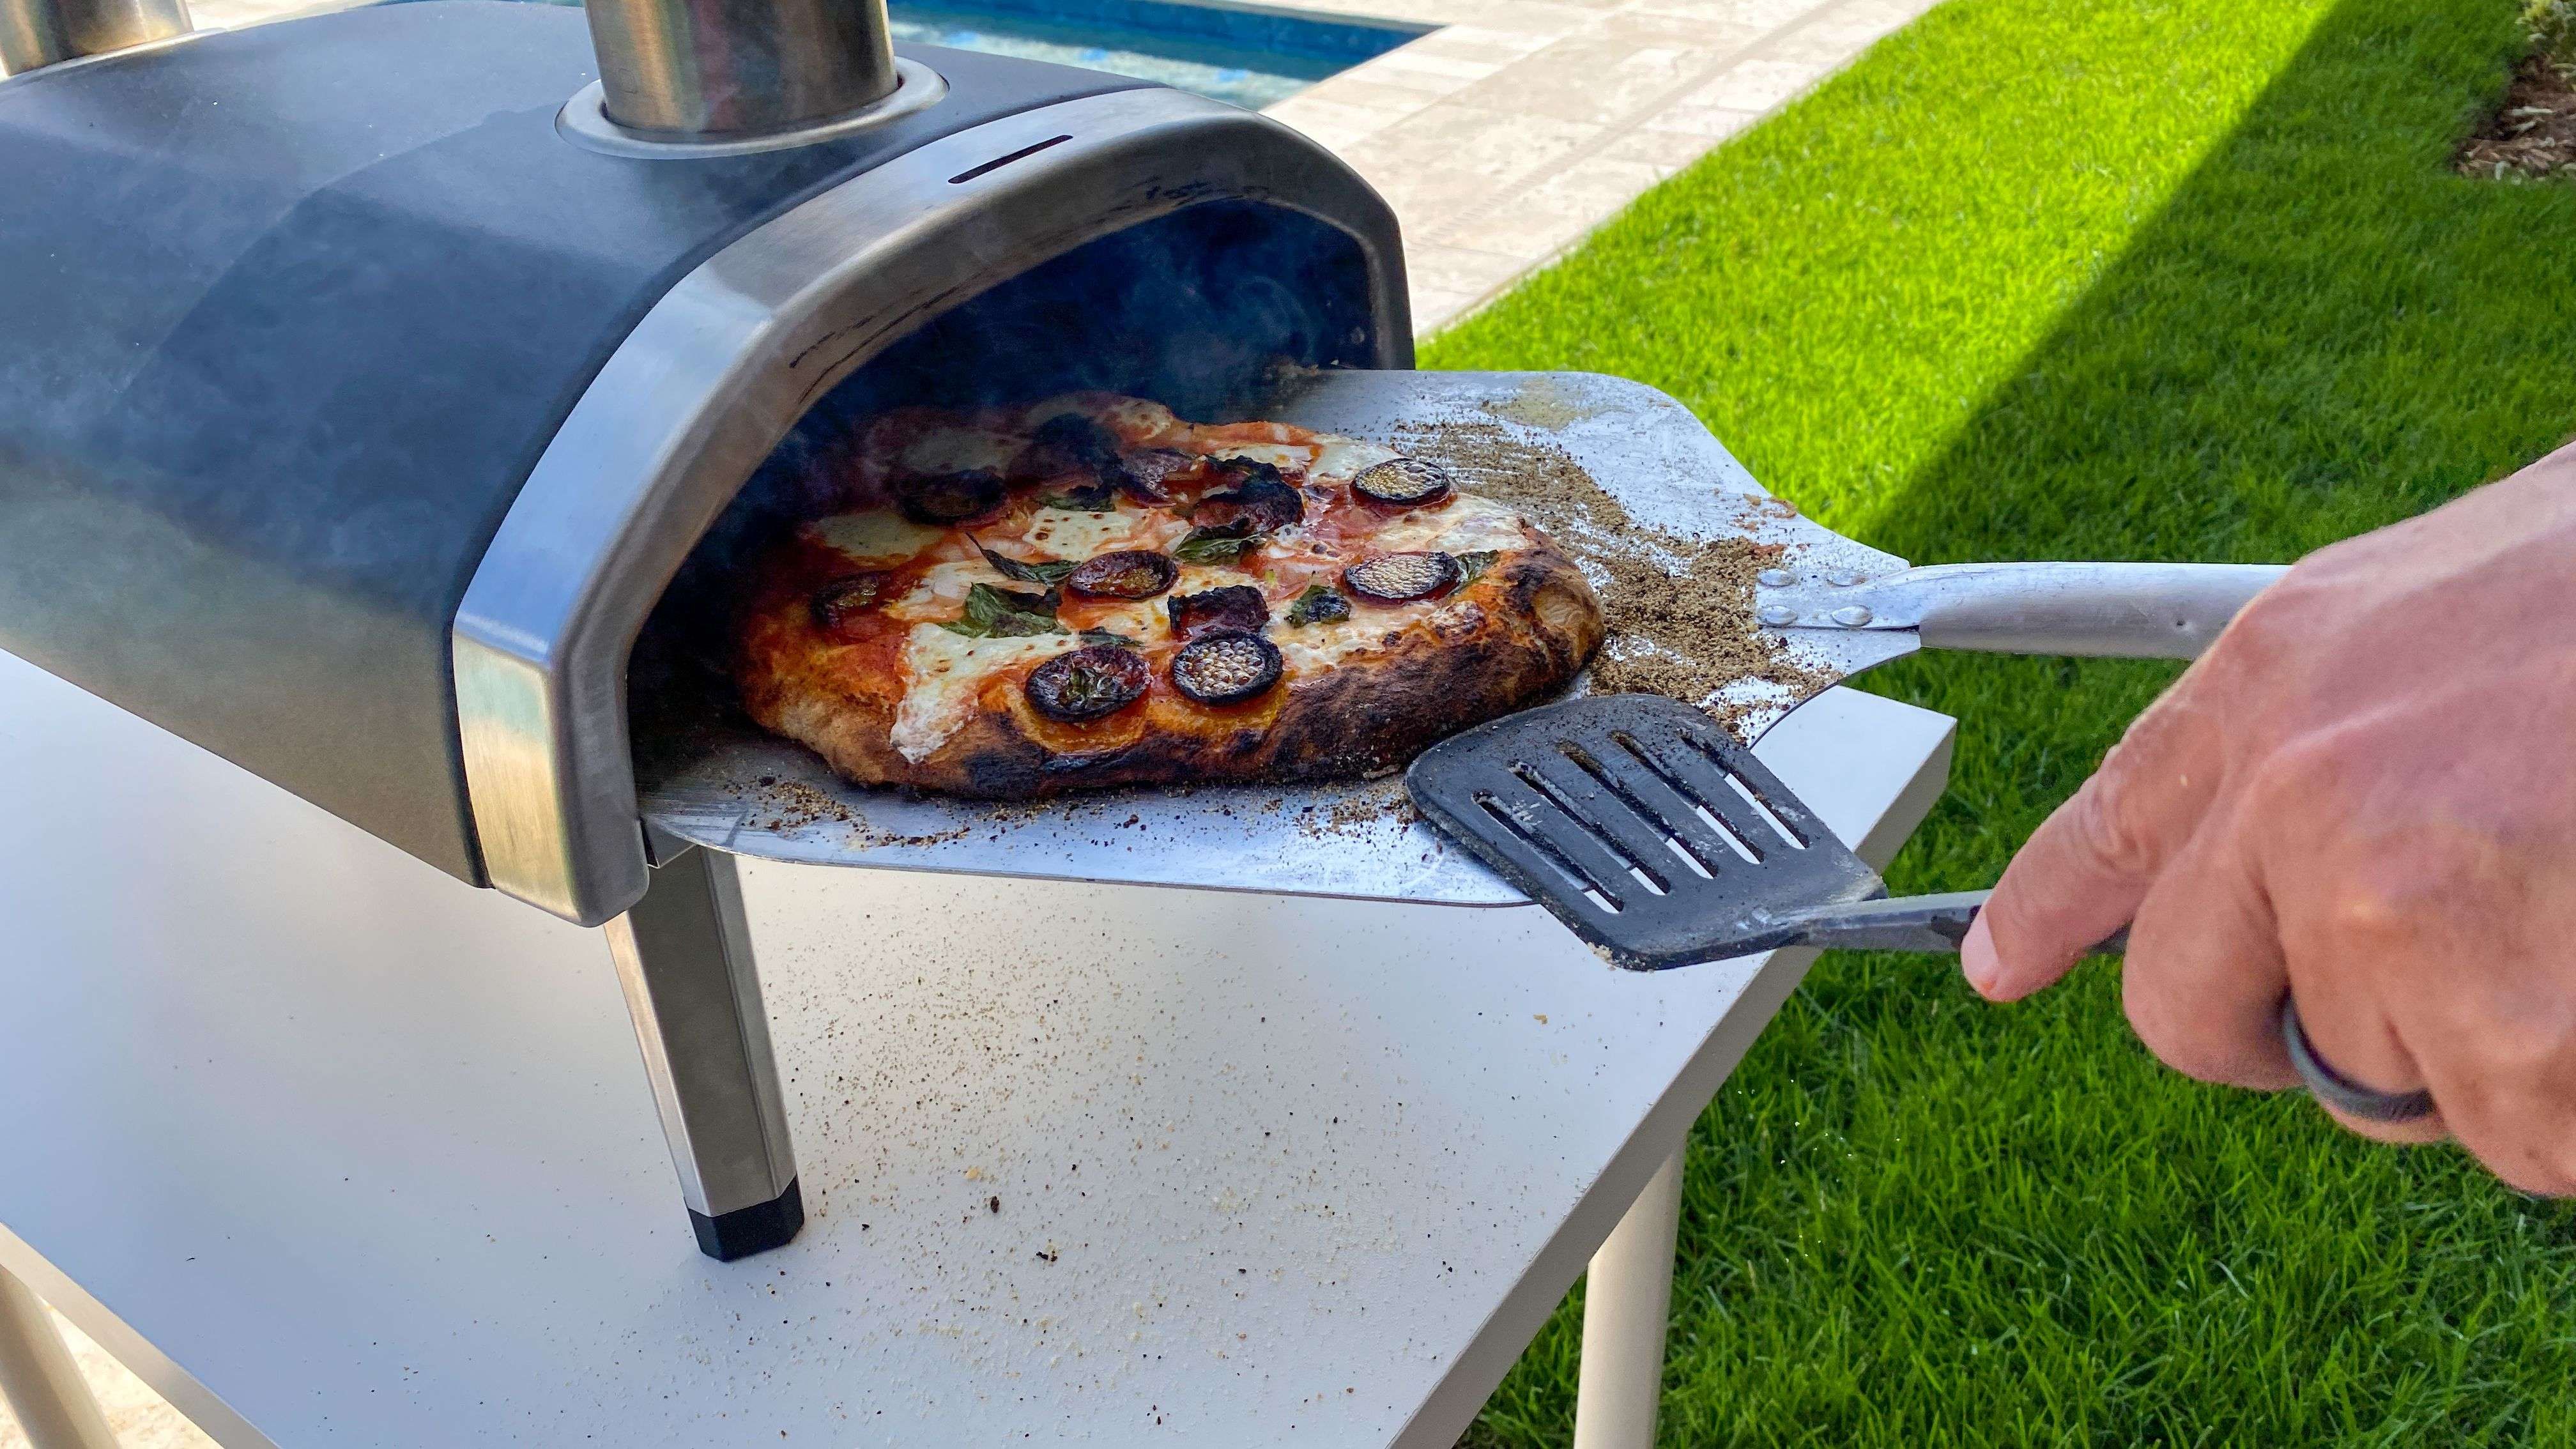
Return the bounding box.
[0,2,1931,1444]
[1266,0,1942,328]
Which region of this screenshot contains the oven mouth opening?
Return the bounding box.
[625,199,1379,798]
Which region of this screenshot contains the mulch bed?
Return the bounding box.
[2457,52,2576,180]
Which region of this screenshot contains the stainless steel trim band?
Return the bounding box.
[453,88,1411,924]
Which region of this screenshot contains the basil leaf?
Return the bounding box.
[1172,528,1265,565]
[975,540,1078,586]
[940,582,1064,638]
[1453,550,1499,585]
[1285,584,1351,627]
[1078,629,1139,648]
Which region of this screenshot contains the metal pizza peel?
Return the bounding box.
[638,369,2282,908]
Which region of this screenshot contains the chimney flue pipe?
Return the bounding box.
[0,0,188,76]
[581,0,901,136]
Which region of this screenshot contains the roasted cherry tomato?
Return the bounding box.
[1170,630,1284,706]
[1344,551,1460,603]
[1066,550,1180,601]
[1024,645,1151,723]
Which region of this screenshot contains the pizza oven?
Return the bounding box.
[0,0,1407,1259]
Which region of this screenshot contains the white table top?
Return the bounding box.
[0,648,1950,1446]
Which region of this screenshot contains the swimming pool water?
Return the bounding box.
[488,0,1422,112]
[888,0,1421,110]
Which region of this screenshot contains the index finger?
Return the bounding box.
[1963,694,2225,1000]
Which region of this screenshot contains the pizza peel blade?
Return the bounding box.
[632,369,2274,908]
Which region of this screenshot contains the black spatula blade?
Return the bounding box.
[1406,694,1885,969]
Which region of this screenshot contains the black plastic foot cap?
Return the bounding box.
[691,1178,805,1261]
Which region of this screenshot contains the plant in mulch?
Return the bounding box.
[2457,1,2576,180]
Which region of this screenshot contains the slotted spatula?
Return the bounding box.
[1405,693,2075,969]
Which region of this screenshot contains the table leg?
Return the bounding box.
[604,845,803,1261]
[0,1263,116,1449]
[1571,1146,1684,1449]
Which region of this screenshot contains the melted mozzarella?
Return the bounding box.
[1206,441,1316,473]
[1018,506,1147,560]
[1370,494,1533,555]
[1074,599,1166,640]
[890,625,1076,761]
[883,560,1009,623]
[808,511,946,567]
[1307,437,1400,482]
[1275,604,1414,674]
[1170,562,1264,596]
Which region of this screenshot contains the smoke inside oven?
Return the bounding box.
[630,200,1379,751]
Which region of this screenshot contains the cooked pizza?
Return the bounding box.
[733,393,1605,799]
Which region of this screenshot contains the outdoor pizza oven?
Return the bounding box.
[0,0,1406,1259]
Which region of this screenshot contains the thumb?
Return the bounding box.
[1963,702,2221,1001]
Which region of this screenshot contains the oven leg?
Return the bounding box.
[0,1262,118,1449]
[604,845,804,1261]
[1571,1145,1683,1449]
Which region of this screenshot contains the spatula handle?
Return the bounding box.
[1775,889,2129,956]
[1848,562,2288,659]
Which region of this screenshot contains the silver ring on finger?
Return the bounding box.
[2280,997,2435,1124]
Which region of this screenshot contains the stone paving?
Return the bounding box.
[1263,0,1944,328]
[0,1,1935,1442]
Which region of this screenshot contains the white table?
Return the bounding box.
[0,648,1950,1446]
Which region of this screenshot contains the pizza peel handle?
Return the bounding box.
[1759,561,2291,661]
[1404,694,2122,969]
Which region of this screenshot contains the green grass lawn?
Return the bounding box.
[1426,0,2576,1440]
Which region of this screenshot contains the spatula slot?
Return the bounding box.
[1506,762,1670,897]
[1712,763,1809,850]
[1474,792,1622,915]
[1554,740,1722,880]
[1406,694,1892,970]
[1606,732,1766,864]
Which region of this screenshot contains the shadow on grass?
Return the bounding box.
[1690,0,2576,1441]
[1861,0,2576,899]
[1461,0,2576,1442]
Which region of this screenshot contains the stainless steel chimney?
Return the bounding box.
[580,0,901,136]
[0,0,188,75]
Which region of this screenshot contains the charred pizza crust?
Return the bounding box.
[733,397,1605,799]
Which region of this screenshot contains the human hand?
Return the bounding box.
[1959,440,2576,1192]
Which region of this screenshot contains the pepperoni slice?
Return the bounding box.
[1170,631,1283,706]
[1066,550,1179,601]
[898,470,1005,525]
[1351,457,1453,508]
[1344,551,1460,603]
[810,574,890,636]
[1024,645,1150,723]
[1166,584,1269,640]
